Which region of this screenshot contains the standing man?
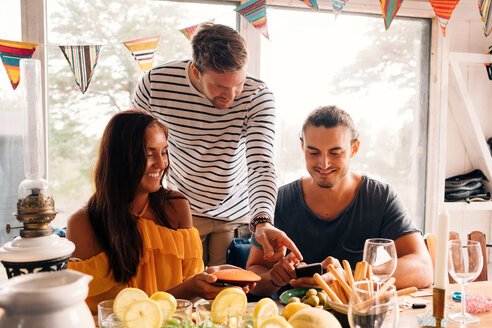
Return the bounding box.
[247,106,433,296]
[133,23,300,266]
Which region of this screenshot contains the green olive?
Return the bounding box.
[306,288,318,297]
[288,297,301,304]
[301,295,309,302]
[317,291,328,306]
[306,295,320,307]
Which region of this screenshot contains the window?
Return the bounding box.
[46,0,236,229]
[0,0,23,245]
[261,8,431,229]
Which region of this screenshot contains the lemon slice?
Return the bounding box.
[211,287,247,324]
[253,298,279,328]
[280,302,310,321]
[123,299,163,328]
[150,291,177,322]
[113,287,149,320]
[259,316,293,328]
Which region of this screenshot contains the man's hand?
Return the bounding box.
[254,222,303,262]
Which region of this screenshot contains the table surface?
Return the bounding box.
[399,281,492,328]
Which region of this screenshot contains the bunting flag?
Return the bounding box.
[485,46,492,80]
[0,39,38,90]
[59,45,102,94]
[478,0,492,37]
[301,0,319,11]
[332,0,349,16]
[235,0,269,40]
[429,0,461,36]
[123,36,160,72]
[179,20,215,41]
[379,0,405,30]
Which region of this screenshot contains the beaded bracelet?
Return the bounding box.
[249,215,273,233]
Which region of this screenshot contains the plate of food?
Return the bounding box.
[210,269,261,287]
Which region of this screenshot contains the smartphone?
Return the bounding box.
[295,263,323,278]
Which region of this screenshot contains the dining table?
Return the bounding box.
[397,281,492,327]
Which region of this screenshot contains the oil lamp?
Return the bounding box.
[0,59,74,278]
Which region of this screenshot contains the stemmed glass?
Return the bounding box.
[363,238,397,291]
[447,239,483,324]
[348,280,398,328]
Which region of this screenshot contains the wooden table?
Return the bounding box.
[399,281,492,327]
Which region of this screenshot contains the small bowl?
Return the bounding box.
[279,288,321,304]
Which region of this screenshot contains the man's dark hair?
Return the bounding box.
[191,23,248,73]
[301,105,359,145]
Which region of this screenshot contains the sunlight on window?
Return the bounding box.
[261,8,430,228]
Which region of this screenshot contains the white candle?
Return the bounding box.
[434,205,450,289]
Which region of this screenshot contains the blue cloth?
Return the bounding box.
[226,237,252,269]
[53,227,66,238]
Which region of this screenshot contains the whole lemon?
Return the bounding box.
[288,307,342,328]
[281,302,310,320]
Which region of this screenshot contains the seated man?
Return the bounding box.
[246,105,433,297]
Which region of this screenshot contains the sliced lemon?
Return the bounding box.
[253,298,279,328]
[280,302,310,321]
[123,299,163,328]
[150,291,177,322]
[259,316,293,328]
[113,287,149,320]
[210,287,247,324]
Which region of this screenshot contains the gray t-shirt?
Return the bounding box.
[253,176,420,268]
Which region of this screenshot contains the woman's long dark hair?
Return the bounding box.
[87,109,178,283]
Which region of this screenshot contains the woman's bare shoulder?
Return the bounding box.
[165,191,192,229]
[66,207,102,259]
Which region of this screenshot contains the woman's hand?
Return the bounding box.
[187,271,254,299]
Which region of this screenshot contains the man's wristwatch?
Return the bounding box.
[249,215,273,233]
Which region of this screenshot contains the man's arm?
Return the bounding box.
[393,232,433,289]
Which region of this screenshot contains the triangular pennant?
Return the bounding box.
[59,45,102,94]
[178,20,215,41]
[235,0,269,40]
[123,36,160,72]
[379,0,405,30]
[478,0,492,37]
[0,39,38,90]
[301,0,319,11]
[429,0,461,36]
[332,0,349,16]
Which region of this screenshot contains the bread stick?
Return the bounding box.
[332,280,348,305]
[342,260,355,288]
[313,273,342,304]
[396,286,418,297]
[379,277,396,294]
[358,261,368,282]
[353,262,362,282]
[327,264,353,299]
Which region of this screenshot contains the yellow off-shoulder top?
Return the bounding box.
[67,217,204,314]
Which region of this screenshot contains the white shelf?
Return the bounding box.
[446,202,492,212]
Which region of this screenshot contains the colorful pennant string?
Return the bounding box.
[429,0,462,36]
[180,25,199,41]
[179,20,215,41]
[332,0,349,16]
[485,46,492,80]
[235,0,269,40]
[379,0,405,30]
[301,0,319,11]
[59,45,102,94]
[0,39,38,90]
[123,36,160,72]
[478,0,492,37]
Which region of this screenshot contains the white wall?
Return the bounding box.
[442,0,492,259]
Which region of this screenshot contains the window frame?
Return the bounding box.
[21,0,444,234]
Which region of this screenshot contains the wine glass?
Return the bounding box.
[348,280,398,328]
[447,239,483,324]
[363,238,397,290]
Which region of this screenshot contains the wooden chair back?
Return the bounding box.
[424,233,436,271]
[468,231,488,281]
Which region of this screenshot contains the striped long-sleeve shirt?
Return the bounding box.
[133,60,277,222]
